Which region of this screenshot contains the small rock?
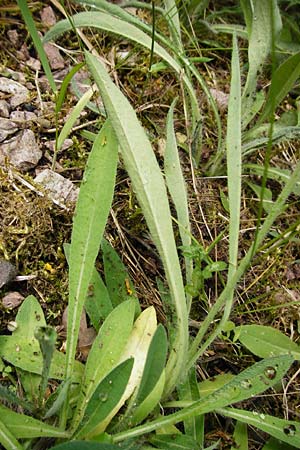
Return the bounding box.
[34,169,79,204]
[0,260,17,289]
[0,118,19,143]
[2,291,24,309]
[0,129,42,170]
[10,110,37,125]
[16,43,30,61]
[43,43,65,70]
[0,76,29,108]
[0,100,10,118]
[1,69,26,85]
[26,57,41,72]
[7,29,20,47]
[40,6,57,27]
[44,138,73,153]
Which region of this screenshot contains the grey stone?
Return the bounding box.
[0,100,10,118]
[34,169,78,204]
[0,118,18,143]
[0,129,42,170]
[0,77,29,108]
[2,291,24,309]
[10,110,37,124]
[0,260,17,289]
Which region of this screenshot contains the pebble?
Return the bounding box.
[0,260,17,289]
[0,76,29,108]
[34,169,79,204]
[2,291,24,309]
[0,129,42,170]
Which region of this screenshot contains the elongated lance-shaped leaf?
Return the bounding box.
[87,306,158,435]
[117,324,168,430]
[34,326,57,409]
[44,380,71,420]
[102,238,139,309]
[85,51,189,397]
[0,419,24,450]
[235,325,300,360]
[218,407,300,448]
[164,99,192,310]
[242,0,282,128]
[71,299,136,432]
[227,33,241,278]
[56,87,93,153]
[75,359,134,439]
[64,242,113,330]
[0,404,68,439]
[113,355,293,443]
[65,121,118,421]
[257,51,300,127]
[130,370,166,427]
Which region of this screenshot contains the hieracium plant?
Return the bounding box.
[1,1,300,449]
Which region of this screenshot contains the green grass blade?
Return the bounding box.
[231,421,248,450]
[64,120,118,422]
[84,50,189,398]
[218,407,300,448]
[55,62,85,115]
[17,0,57,93]
[164,99,192,307]
[55,87,93,155]
[73,0,223,150]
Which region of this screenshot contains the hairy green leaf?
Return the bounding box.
[66,120,118,387]
[102,239,139,309]
[218,407,300,448]
[235,325,300,359]
[75,359,134,439]
[72,299,136,432]
[84,50,188,397]
[0,405,68,439]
